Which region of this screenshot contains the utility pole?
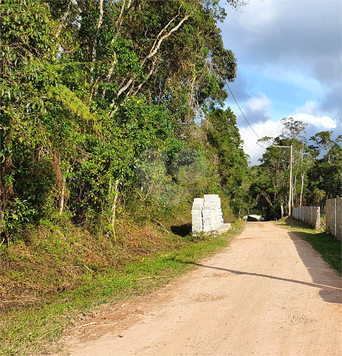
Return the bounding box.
[273,145,293,216]
[290,144,293,214]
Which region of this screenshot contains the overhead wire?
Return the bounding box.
[225,81,261,141]
[243,145,260,155]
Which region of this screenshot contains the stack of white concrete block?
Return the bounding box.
[203,194,224,232]
[191,198,204,233]
[191,194,224,233]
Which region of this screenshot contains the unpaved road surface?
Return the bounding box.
[53,222,342,356]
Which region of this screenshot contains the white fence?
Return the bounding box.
[326,197,342,240]
[292,206,320,230]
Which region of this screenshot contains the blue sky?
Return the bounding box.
[219,0,342,165]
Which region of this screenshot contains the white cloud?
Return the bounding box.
[292,101,318,116]
[236,0,281,38]
[291,113,337,130]
[240,119,283,165]
[291,101,337,130]
[222,0,341,122]
[246,93,271,113]
[235,93,272,126]
[224,0,342,76]
[222,0,342,163]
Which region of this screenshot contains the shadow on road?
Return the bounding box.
[181,260,342,304]
[287,231,342,304]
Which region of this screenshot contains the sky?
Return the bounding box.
[219,0,342,165]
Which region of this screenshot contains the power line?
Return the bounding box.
[243,145,260,155]
[226,81,261,141]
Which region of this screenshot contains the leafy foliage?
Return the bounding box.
[206,108,248,216]
[0,0,248,243]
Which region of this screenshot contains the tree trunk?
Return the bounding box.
[280,200,284,219]
[111,179,120,240]
[59,181,66,216]
[293,175,297,206]
[300,173,304,206]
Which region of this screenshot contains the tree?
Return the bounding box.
[310,131,334,162]
[280,117,308,140]
[206,108,248,216]
[307,133,342,204]
[1,0,60,241]
[253,118,311,218]
[1,0,249,242]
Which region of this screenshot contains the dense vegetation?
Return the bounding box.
[1,0,248,244]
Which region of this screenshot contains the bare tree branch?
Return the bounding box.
[114,9,192,100]
[141,6,192,66]
[107,3,193,112]
[109,78,133,109]
[116,78,133,99]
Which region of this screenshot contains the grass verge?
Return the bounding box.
[274,216,341,275]
[1,220,245,356]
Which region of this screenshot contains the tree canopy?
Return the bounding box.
[1,0,249,243]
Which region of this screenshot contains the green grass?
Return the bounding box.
[0,221,245,356]
[275,216,341,275]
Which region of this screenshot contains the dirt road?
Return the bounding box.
[54,222,342,356]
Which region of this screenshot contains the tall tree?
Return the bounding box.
[1,0,248,242]
[206,108,248,216]
[307,132,342,203]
